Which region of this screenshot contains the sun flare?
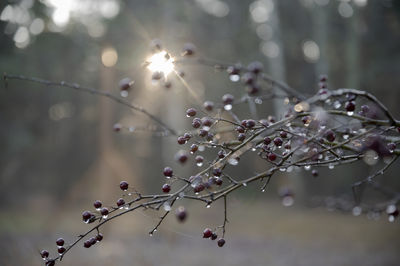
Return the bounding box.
[146,51,175,77]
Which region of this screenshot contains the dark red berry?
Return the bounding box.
[176,151,188,164]
[194,183,205,193]
[40,250,49,258]
[190,144,199,153]
[120,181,129,191]
[192,118,202,128]
[284,143,291,150]
[89,237,97,246]
[93,200,102,209]
[213,168,222,177]
[58,246,66,254]
[203,228,213,238]
[177,136,186,145]
[84,240,91,248]
[152,71,162,80]
[236,126,245,133]
[238,133,246,142]
[203,101,214,111]
[311,169,318,177]
[222,94,234,105]
[273,137,283,147]
[215,178,223,186]
[218,150,225,159]
[325,130,335,142]
[175,206,187,222]
[227,63,241,75]
[163,167,173,177]
[162,184,171,193]
[182,42,196,56]
[217,238,226,247]
[113,123,122,132]
[280,131,288,138]
[268,153,277,161]
[116,198,125,207]
[82,211,92,222]
[119,78,133,91]
[319,75,328,82]
[242,72,255,85]
[268,116,276,123]
[100,208,109,216]
[211,233,218,240]
[56,238,64,246]
[245,119,256,128]
[195,155,204,163]
[199,129,208,137]
[96,233,103,242]
[202,117,213,127]
[248,61,263,74]
[345,101,356,112]
[263,137,271,145]
[186,108,197,117]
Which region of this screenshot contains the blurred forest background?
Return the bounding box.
[1,0,400,265]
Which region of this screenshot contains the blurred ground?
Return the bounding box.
[1,200,399,266]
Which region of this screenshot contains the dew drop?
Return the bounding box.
[261,189,266,192]
[388,215,395,223]
[333,101,341,109]
[343,134,349,140]
[251,148,256,152]
[328,164,335,169]
[102,215,108,219]
[254,98,262,104]
[347,111,354,116]
[243,182,247,187]
[282,196,294,207]
[304,165,311,171]
[95,208,101,211]
[163,202,171,211]
[206,204,211,209]
[286,166,293,172]
[124,206,129,210]
[352,206,362,216]
[228,158,239,166]
[196,162,203,167]
[84,220,89,224]
[386,205,396,214]
[224,104,232,111]
[149,232,153,237]
[229,74,240,82]
[198,145,205,152]
[279,168,286,172]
